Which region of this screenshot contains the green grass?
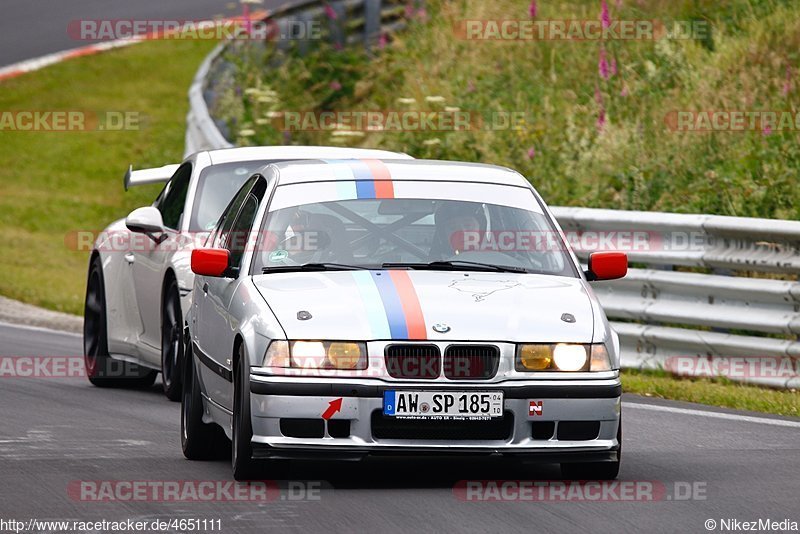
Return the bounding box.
[0,39,217,315]
[221,0,800,218]
[622,369,800,417]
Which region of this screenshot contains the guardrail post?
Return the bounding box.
[295,11,313,56]
[364,0,382,51]
[329,1,347,49]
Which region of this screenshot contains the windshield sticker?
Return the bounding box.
[268,250,289,262]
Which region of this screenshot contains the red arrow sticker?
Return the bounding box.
[322,398,343,420]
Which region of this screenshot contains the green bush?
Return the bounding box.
[220,0,800,218]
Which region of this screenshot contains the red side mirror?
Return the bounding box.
[587,251,627,281]
[191,249,231,277]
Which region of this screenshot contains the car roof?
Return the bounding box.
[266,159,531,188]
[205,146,413,165]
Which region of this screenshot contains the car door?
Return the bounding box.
[194,178,257,407]
[131,163,192,361]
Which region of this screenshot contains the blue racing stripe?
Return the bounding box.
[351,271,392,339]
[348,159,375,181]
[356,180,377,199]
[323,159,376,199]
[370,272,408,339]
[349,160,377,199]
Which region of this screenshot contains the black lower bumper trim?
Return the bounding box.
[250,379,621,399]
[251,443,618,463]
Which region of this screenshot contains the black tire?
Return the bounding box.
[232,345,259,481]
[181,341,227,460]
[560,417,622,481]
[84,255,158,388]
[161,278,183,401]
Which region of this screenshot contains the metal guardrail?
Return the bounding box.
[185,43,234,156]
[552,207,800,389]
[184,4,799,389]
[184,0,414,157]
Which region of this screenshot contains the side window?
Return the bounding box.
[214,178,255,249]
[226,195,259,269]
[156,164,192,230]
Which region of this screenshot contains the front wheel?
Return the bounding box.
[181,341,227,460]
[161,278,183,401]
[232,345,259,481]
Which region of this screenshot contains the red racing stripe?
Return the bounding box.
[388,271,427,340]
[363,159,395,198]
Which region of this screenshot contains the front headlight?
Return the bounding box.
[516,343,611,372]
[552,344,588,371]
[263,340,367,370]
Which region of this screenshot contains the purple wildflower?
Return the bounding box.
[527,146,536,159]
[598,46,610,80]
[528,0,538,19]
[330,81,342,91]
[597,107,607,133]
[378,33,389,49]
[601,0,611,29]
[324,3,338,20]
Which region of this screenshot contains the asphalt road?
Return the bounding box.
[0,0,286,68]
[1,322,798,534]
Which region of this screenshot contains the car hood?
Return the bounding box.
[253,271,595,343]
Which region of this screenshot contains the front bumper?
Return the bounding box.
[249,375,621,462]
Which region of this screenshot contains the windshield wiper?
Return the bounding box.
[381,261,529,274]
[262,263,368,273]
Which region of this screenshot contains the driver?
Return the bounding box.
[430,201,486,259]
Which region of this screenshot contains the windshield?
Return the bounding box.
[251,181,577,277]
[189,161,272,231]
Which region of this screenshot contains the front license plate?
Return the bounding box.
[383,391,504,420]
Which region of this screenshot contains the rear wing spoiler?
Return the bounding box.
[123,164,180,191]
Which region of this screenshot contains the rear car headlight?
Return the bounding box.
[516,343,611,372]
[263,340,367,370]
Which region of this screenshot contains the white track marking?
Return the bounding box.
[624,401,800,429]
[0,321,82,338]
